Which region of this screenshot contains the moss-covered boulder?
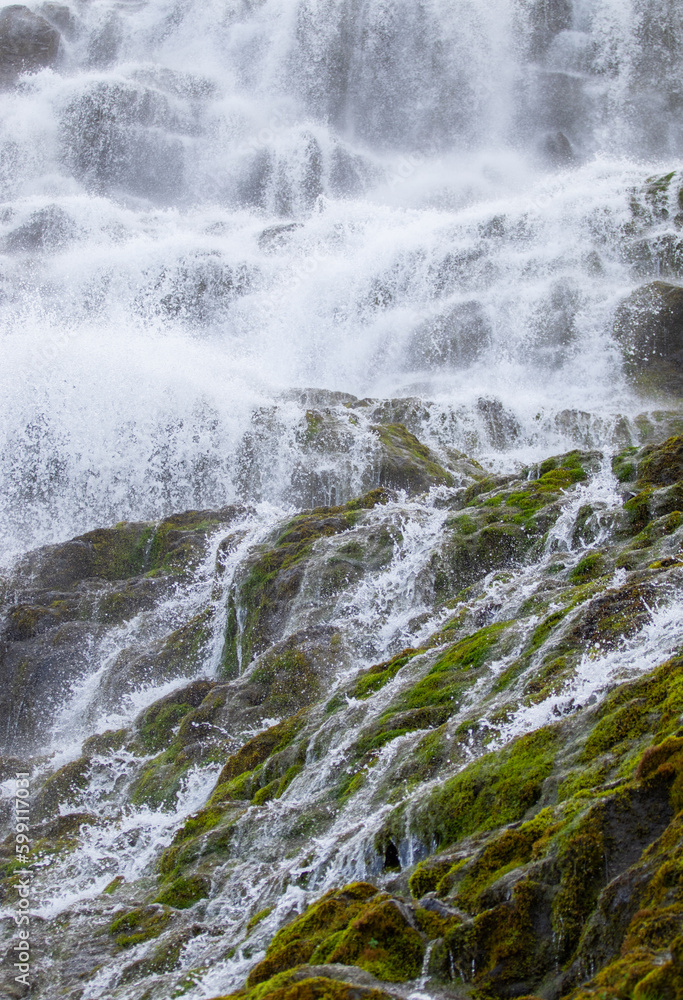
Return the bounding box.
[371,424,454,493]
[246,884,424,986]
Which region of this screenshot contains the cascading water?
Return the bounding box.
[1,0,682,557]
[1,2,683,999]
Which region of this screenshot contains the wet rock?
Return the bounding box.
[258,221,304,251]
[526,0,573,58]
[1,204,78,253]
[475,397,522,450]
[223,491,393,669]
[0,510,240,752]
[529,278,581,363]
[329,142,380,196]
[372,424,454,492]
[408,300,492,369]
[86,11,122,68]
[141,253,255,325]
[0,618,100,754]
[282,388,360,409]
[637,433,683,486]
[60,80,188,201]
[0,4,60,85]
[539,129,575,166]
[38,2,77,40]
[4,425,683,1000]
[613,281,683,395]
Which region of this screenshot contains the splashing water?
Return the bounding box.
[1,0,682,557]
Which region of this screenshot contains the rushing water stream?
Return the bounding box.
[1,1,683,999]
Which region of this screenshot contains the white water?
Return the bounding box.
[1,0,682,559]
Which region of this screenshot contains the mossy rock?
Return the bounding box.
[348,649,421,700]
[224,490,393,670]
[433,452,596,601]
[638,434,683,486]
[81,728,129,758]
[247,883,380,987]
[135,680,214,754]
[223,971,396,1000]
[371,423,454,493]
[34,756,92,819]
[154,873,210,909]
[323,899,424,981]
[394,726,559,852]
[246,884,423,987]
[146,507,240,576]
[438,878,552,993]
[109,904,172,948]
[211,711,307,802]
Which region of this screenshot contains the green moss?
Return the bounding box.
[613,446,639,483]
[229,973,394,1000]
[247,907,274,933]
[373,423,454,491]
[139,702,195,754]
[384,623,512,724]
[552,821,606,962]
[154,874,210,909]
[156,608,215,674]
[324,898,424,981]
[36,756,91,817]
[250,648,320,715]
[441,878,549,991]
[409,857,456,898]
[81,728,128,757]
[304,410,323,441]
[211,712,307,803]
[85,522,155,581]
[557,761,608,801]
[158,808,240,879]
[109,905,172,948]
[526,608,570,654]
[583,698,651,761]
[253,780,280,805]
[246,883,381,987]
[350,649,420,699]
[406,726,558,850]
[102,875,125,895]
[146,510,230,575]
[414,906,461,939]
[638,435,683,487]
[454,812,554,912]
[569,551,606,583]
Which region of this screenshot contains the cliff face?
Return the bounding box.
[2,414,683,1000]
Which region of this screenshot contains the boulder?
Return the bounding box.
[2,204,77,253]
[0,4,60,85]
[613,281,683,394]
[408,300,492,369]
[60,80,186,200]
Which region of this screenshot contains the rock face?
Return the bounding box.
[613,280,683,394]
[2,424,683,1000]
[0,508,242,753]
[0,4,60,85]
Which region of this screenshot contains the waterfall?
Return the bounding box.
[0,0,681,558]
[1,3,683,999]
